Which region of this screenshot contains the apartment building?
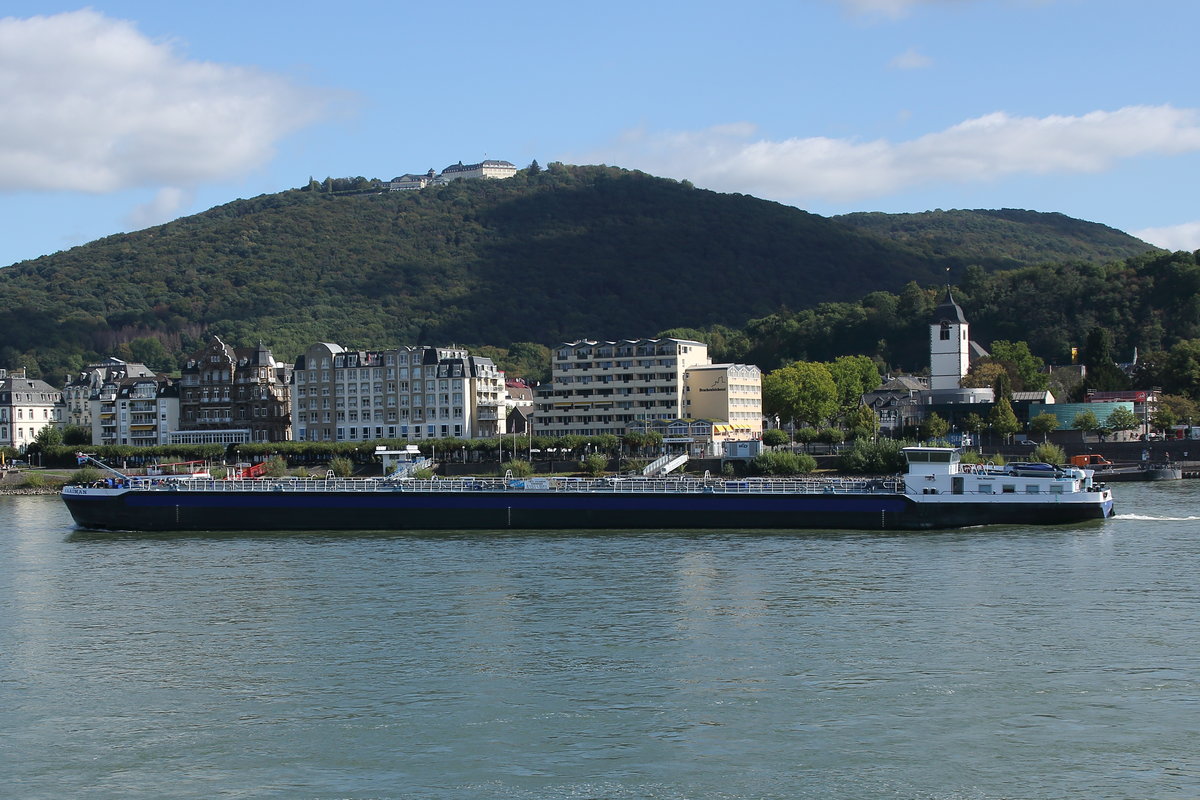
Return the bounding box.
[63,358,156,430]
[91,374,179,447]
[0,369,63,449]
[534,338,713,437]
[175,337,292,444]
[291,343,506,443]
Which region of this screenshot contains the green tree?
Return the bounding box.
[61,425,92,445]
[989,340,1048,391]
[33,425,63,449]
[847,403,879,441]
[989,397,1020,441]
[962,412,986,437]
[1105,406,1140,437]
[1071,409,1101,435]
[762,429,789,448]
[921,412,949,441]
[329,456,354,477]
[826,354,881,413]
[762,361,838,428]
[1028,412,1060,442]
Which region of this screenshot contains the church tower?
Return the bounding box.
[930,289,970,390]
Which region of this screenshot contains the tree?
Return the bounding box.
[989,397,1020,441]
[826,355,881,413]
[1082,327,1130,391]
[33,425,63,449]
[962,412,986,437]
[1028,412,1060,442]
[921,412,949,441]
[1071,410,1101,435]
[848,403,879,441]
[762,429,789,448]
[1105,406,1140,438]
[61,425,92,446]
[989,340,1048,391]
[961,361,1007,390]
[762,361,838,428]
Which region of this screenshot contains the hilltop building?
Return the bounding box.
[174,337,292,444]
[0,369,63,450]
[386,160,517,191]
[291,343,505,443]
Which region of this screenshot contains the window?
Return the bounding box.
[940,323,951,341]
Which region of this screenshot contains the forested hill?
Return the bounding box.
[0,163,1158,378]
[835,208,1150,270]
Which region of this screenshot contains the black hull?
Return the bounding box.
[62,489,1113,533]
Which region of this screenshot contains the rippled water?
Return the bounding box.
[2,483,1199,799]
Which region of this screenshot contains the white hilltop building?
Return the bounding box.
[386,160,517,191]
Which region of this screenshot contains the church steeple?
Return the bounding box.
[929,287,970,390]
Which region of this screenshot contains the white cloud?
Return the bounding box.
[1133,221,1200,252]
[838,0,965,20]
[889,47,933,69]
[0,10,338,194]
[126,186,194,230]
[581,105,1200,204]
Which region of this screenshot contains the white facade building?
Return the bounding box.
[292,344,506,443]
[91,374,179,447]
[63,358,156,430]
[0,369,63,450]
[438,159,517,181]
[534,338,716,437]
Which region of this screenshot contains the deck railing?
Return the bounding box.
[118,474,908,496]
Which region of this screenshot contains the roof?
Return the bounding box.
[931,288,968,324]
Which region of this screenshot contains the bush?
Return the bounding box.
[504,459,534,477]
[412,467,434,479]
[329,456,354,477]
[69,467,103,485]
[261,456,289,478]
[836,439,909,474]
[750,451,817,475]
[20,472,47,488]
[1031,443,1066,465]
[580,453,609,477]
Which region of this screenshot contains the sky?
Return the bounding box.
[1,0,1199,269]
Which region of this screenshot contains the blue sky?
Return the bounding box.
[2,0,1199,269]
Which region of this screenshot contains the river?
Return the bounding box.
[1,482,1198,799]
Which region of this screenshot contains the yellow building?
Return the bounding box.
[684,363,763,439]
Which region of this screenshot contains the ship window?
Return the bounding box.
[1025,485,1039,494]
[1050,485,1064,494]
[979,483,993,494]
[1002,484,1016,494]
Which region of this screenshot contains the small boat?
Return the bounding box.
[61,448,1115,533]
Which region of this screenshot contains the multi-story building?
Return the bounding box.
[534,338,714,437]
[91,374,179,447]
[438,159,517,181]
[63,358,156,430]
[291,343,506,443]
[175,337,292,444]
[683,363,763,439]
[0,369,63,450]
